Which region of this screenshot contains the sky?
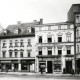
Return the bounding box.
[0,0,80,29]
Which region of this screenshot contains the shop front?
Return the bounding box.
[21,60,35,72]
[37,55,62,74]
[0,61,12,72]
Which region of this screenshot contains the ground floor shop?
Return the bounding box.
[0,59,35,72]
[76,59,80,71]
[36,55,74,74]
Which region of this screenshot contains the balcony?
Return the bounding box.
[36,55,61,58]
[37,42,74,47]
[64,54,74,57]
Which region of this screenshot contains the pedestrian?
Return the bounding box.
[77,68,79,75]
[71,68,74,75]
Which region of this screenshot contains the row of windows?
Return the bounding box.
[2,50,31,58]
[39,49,71,55]
[2,39,32,48]
[39,34,71,43]
[39,25,72,31]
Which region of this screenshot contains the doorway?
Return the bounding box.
[47,61,53,73]
[66,61,72,73]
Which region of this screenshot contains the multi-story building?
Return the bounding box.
[35,22,74,74]
[68,4,80,71]
[0,20,42,72]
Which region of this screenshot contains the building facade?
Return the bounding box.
[0,20,42,72]
[0,4,80,74]
[35,22,74,74]
[68,4,80,71]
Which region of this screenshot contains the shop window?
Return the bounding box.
[58,49,62,55]
[48,49,52,55]
[2,51,6,57]
[58,36,62,42]
[48,35,52,43]
[54,61,61,72]
[39,36,42,43]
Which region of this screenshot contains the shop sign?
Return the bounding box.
[12,61,18,63]
[1,61,11,63]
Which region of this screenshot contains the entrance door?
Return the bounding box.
[77,59,80,70]
[66,61,72,73]
[47,61,52,73]
[14,63,18,71]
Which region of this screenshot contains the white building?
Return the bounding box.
[35,22,74,74]
[0,20,42,72]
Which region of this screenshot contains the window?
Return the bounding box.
[20,52,23,57]
[20,40,24,47]
[58,25,61,29]
[48,26,51,30]
[54,61,61,71]
[9,52,12,57]
[58,49,62,55]
[48,49,52,55]
[39,27,42,31]
[14,29,18,34]
[48,35,52,43]
[77,45,79,52]
[15,40,18,47]
[2,41,6,48]
[3,30,7,35]
[67,34,71,42]
[67,47,71,54]
[77,30,79,38]
[76,15,79,23]
[27,27,31,33]
[9,40,13,47]
[15,52,18,57]
[39,36,42,43]
[39,50,42,55]
[58,36,62,42]
[27,39,31,46]
[2,51,6,57]
[27,50,31,57]
[67,25,70,29]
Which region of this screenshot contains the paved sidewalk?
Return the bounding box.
[0,72,80,77]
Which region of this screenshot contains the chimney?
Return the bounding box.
[33,20,37,23]
[39,18,43,25]
[17,21,21,25]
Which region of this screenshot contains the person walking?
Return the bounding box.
[77,68,80,75]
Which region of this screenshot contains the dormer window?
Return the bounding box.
[14,29,18,34]
[3,30,7,35]
[27,27,31,33]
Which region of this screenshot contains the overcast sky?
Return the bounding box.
[0,0,80,29]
